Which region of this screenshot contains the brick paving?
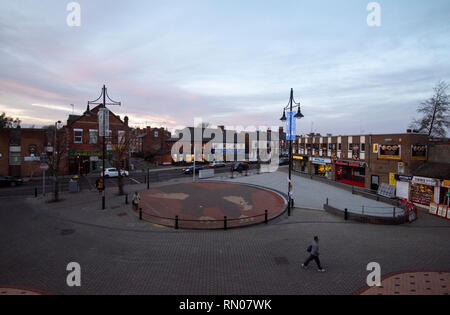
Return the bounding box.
[0,171,449,295]
[355,271,449,295]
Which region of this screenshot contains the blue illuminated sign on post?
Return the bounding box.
[286,111,296,140]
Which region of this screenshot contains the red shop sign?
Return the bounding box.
[335,160,348,166]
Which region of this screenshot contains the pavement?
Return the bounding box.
[215,167,404,217]
[0,170,449,295]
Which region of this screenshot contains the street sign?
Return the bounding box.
[285,111,296,140]
[98,108,110,137]
[40,163,49,170]
[40,153,48,164]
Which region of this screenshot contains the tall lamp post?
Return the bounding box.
[87,85,121,210]
[280,88,304,215]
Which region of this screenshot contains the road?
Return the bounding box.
[0,164,260,197]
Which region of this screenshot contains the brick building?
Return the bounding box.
[0,128,50,177]
[66,105,130,175]
[293,131,430,189]
[130,126,172,164]
[292,130,450,212]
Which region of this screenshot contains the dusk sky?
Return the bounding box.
[0,0,449,135]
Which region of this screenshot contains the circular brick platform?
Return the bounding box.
[0,286,50,295]
[354,271,450,295]
[134,181,287,229]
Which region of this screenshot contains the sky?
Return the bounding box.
[0,0,449,136]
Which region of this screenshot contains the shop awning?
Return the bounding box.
[412,162,450,180]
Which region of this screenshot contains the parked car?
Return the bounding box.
[209,161,226,168]
[183,165,204,175]
[231,162,249,173]
[103,168,129,177]
[103,168,119,177]
[279,157,290,165]
[0,176,24,187]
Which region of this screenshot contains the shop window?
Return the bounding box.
[9,152,21,165]
[74,129,83,144]
[118,130,126,144]
[28,144,37,156]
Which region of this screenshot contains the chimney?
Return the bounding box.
[218,125,225,131]
[146,126,151,135]
[124,116,129,126]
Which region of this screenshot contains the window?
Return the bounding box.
[348,143,353,151]
[118,130,126,144]
[154,131,159,138]
[74,129,83,143]
[338,143,342,151]
[361,143,366,152]
[89,130,98,144]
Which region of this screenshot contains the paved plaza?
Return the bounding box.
[219,168,403,217]
[0,170,449,295]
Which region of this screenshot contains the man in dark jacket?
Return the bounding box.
[302,236,326,272]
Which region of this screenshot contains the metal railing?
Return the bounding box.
[136,207,271,230]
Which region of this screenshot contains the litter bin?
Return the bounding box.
[69,177,80,193]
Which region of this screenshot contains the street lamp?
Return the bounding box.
[87,85,121,210]
[279,88,304,216]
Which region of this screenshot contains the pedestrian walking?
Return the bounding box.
[302,236,326,272]
[132,191,140,211]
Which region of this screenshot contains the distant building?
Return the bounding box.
[0,128,50,177]
[292,130,450,209]
[65,105,130,175]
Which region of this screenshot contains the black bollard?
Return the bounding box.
[125,194,128,205]
[147,169,150,189]
[344,208,348,221]
[139,208,143,221]
[326,198,328,205]
[224,216,227,230]
[175,215,179,230]
[35,187,38,198]
[265,210,268,224]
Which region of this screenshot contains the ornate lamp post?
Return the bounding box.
[87,85,121,210]
[280,88,304,215]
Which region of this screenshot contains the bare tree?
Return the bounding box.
[0,112,21,128]
[112,130,131,195]
[410,81,450,138]
[46,126,69,202]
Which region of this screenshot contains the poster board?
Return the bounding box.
[429,202,438,215]
[396,181,409,200]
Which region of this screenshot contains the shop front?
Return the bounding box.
[311,157,332,179]
[293,155,308,174]
[410,176,440,206]
[429,180,450,220]
[394,175,413,200]
[68,150,113,175]
[335,160,366,188]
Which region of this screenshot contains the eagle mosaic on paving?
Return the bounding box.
[136,182,287,229]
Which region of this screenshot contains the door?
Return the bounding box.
[371,175,379,191]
